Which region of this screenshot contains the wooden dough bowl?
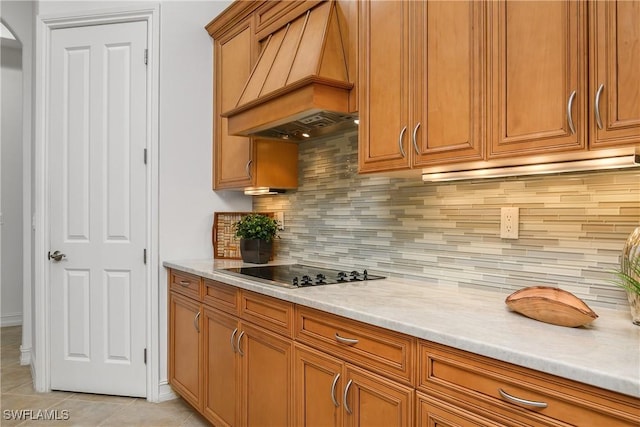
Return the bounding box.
[505,286,598,327]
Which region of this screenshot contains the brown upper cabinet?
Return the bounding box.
[488,0,586,158]
[206,2,304,191]
[210,12,256,190]
[359,0,485,174]
[359,0,639,175]
[589,0,640,148]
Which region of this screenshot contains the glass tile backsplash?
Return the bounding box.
[254,131,640,310]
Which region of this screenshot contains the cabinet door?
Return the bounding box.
[214,18,254,189]
[202,307,239,427]
[344,365,414,427]
[488,1,586,158]
[590,0,640,148]
[358,0,411,173]
[240,322,293,427]
[294,344,343,427]
[168,292,202,410]
[412,0,485,166]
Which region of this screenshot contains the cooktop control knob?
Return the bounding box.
[337,271,348,282]
[316,273,327,285]
[292,277,299,287]
[363,269,369,280]
[301,275,313,286]
[350,271,361,280]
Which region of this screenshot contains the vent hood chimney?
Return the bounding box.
[222,1,356,142]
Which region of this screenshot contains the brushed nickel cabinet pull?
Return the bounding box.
[343,379,353,414]
[245,160,253,180]
[412,122,421,155]
[179,280,190,287]
[595,84,604,129]
[398,126,407,158]
[335,333,359,345]
[567,90,577,135]
[230,327,238,353]
[237,330,245,356]
[194,312,200,333]
[498,388,548,408]
[330,373,341,408]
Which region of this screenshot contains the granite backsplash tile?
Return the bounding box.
[254,131,640,310]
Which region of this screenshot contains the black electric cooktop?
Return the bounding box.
[220,264,385,288]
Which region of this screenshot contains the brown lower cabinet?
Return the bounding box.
[203,307,293,427]
[295,344,414,427]
[168,269,640,427]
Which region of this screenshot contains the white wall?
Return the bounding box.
[34,0,250,397]
[0,0,35,364]
[1,43,24,327]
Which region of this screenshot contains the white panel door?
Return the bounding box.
[48,20,148,397]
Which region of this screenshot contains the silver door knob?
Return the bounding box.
[48,250,66,261]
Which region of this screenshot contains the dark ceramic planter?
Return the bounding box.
[239,239,273,264]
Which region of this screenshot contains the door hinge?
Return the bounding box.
[144,348,147,365]
[144,49,148,65]
[143,249,147,264]
[143,148,147,165]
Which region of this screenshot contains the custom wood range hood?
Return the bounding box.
[221,0,356,142]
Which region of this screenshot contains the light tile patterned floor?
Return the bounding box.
[0,326,210,426]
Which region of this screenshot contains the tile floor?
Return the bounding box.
[1,326,210,426]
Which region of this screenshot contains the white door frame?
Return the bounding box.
[34,5,160,400]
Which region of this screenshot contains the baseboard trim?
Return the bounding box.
[157,382,178,402]
[0,313,23,327]
[20,345,32,365]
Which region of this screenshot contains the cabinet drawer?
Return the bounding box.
[418,341,640,427]
[203,279,240,315]
[169,270,201,300]
[240,290,294,338]
[295,307,415,386]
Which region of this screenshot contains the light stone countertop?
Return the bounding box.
[163,258,640,399]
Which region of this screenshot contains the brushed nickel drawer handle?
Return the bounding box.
[330,373,341,407]
[343,379,353,415]
[335,333,359,345]
[499,388,548,408]
[179,280,190,287]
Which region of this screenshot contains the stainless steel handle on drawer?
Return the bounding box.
[194,312,200,333]
[498,388,548,409]
[178,280,190,287]
[330,373,341,408]
[595,83,604,130]
[567,90,577,135]
[335,333,359,345]
[398,126,407,158]
[412,122,421,155]
[230,327,238,353]
[245,160,253,180]
[343,379,353,415]
[237,330,246,356]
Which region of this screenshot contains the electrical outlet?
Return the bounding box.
[500,207,519,239]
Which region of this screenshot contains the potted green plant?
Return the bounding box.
[233,213,279,264]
